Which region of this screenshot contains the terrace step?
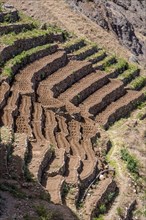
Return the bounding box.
[93,55,116,70]
[56,115,69,136]
[127,76,146,91]
[29,142,53,182]
[63,38,85,53]
[69,139,86,160]
[80,140,98,187]
[81,119,99,140]
[44,110,57,146]
[82,178,117,220]
[65,156,81,186]
[2,90,20,128]
[96,90,144,129]
[0,81,10,109]
[8,133,28,180]
[15,95,32,136]
[0,29,62,65]
[68,119,81,141]
[80,160,97,187]
[56,132,71,154]
[14,50,67,95]
[103,59,128,78]
[0,43,58,82]
[0,22,35,36]
[31,102,45,142]
[45,175,65,204]
[82,139,96,161]
[65,101,80,115]
[39,60,93,98]
[58,71,109,106]
[118,67,140,85]
[0,9,19,23]
[86,50,107,64]
[79,79,125,117]
[46,148,66,177]
[72,44,98,60]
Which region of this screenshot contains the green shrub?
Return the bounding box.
[99,204,106,214]
[86,50,106,61]
[120,148,139,175]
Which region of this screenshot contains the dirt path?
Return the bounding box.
[5,0,131,60]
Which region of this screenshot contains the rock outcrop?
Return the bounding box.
[67,0,146,65]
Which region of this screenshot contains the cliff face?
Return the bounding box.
[66,0,146,65]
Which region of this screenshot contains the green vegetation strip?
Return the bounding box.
[86,49,106,61]
[94,55,116,69]
[105,58,128,72]
[73,43,97,56]
[118,64,139,81]
[63,37,85,49]
[129,76,146,90]
[0,28,54,45]
[1,43,55,77]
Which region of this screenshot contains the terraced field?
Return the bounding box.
[0,5,145,220]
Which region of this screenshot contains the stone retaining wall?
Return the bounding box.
[0,10,19,23]
[0,23,35,35]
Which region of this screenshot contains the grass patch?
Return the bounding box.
[63,37,85,50]
[105,58,128,73]
[129,76,146,90]
[118,64,139,81]
[1,43,55,77]
[73,43,97,56]
[0,28,53,45]
[86,49,106,61]
[94,55,116,69]
[120,148,139,177]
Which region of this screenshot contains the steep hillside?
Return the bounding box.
[0,2,146,220]
[67,0,146,66]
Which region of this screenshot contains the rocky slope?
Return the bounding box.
[66,0,146,66]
